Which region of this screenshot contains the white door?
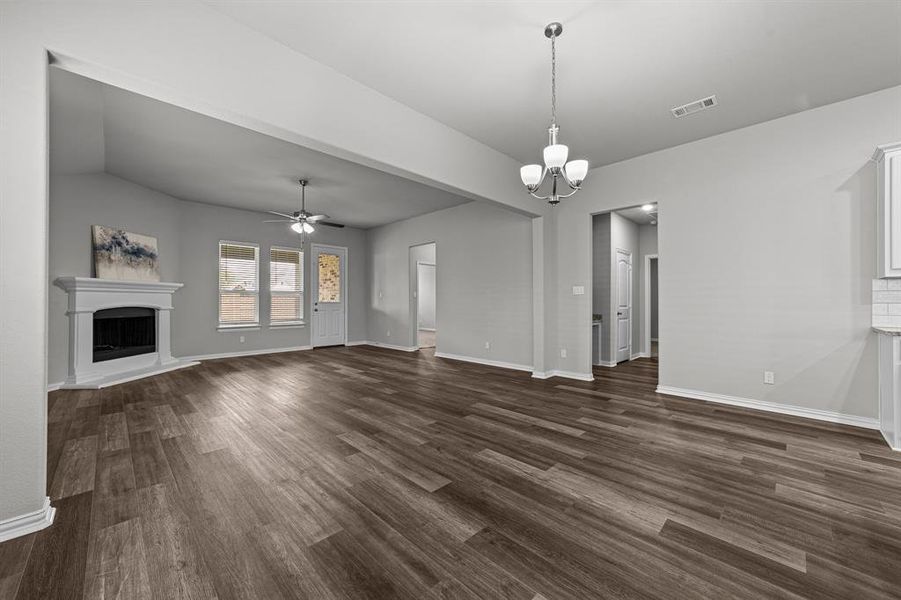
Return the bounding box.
[615,249,632,363]
[311,245,346,347]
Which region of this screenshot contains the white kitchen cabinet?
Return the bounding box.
[877,329,901,450]
[875,142,901,278]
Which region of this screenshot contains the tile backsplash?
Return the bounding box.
[873,279,901,327]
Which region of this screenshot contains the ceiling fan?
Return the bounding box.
[264,179,345,235]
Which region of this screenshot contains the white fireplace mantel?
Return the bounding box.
[54,277,198,389]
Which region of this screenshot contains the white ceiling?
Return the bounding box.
[49,69,470,229]
[617,205,657,226]
[208,0,901,167]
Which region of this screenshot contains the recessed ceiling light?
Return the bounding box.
[641,203,655,212]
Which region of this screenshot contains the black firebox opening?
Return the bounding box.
[93,307,156,363]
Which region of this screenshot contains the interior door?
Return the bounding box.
[615,249,633,362]
[312,245,346,347]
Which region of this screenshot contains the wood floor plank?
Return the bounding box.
[4,348,898,599]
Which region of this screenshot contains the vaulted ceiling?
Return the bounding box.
[208,0,901,167]
[49,69,471,229]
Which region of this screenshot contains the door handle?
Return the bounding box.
[314,308,318,312]
[617,312,623,316]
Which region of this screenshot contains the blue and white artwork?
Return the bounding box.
[92,225,161,281]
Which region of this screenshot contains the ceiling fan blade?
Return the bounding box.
[319,221,345,228]
[306,214,330,222]
[266,210,296,219]
[263,219,293,223]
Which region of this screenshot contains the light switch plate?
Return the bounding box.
[572,285,585,296]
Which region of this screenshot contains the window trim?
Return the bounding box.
[269,245,305,326]
[218,240,260,328]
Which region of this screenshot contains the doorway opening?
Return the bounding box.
[591,205,658,371]
[410,242,437,350]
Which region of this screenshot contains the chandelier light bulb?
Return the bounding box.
[543,144,569,169]
[565,159,588,184]
[520,164,543,187]
[303,222,315,234]
[641,203,655,212]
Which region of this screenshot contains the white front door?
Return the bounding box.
[311,245,346,347]
[615,249,632,363]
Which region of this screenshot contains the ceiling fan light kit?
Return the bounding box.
[519,22,589,206]
[265,179,344,245]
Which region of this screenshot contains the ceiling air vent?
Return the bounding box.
[671,95,718,118]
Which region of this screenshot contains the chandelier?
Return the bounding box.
[519,22,588,205]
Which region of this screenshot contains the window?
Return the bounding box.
[270,247,303,324]
[317,252,341,303]
[218,241,259,327]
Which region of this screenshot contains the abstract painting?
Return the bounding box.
[92,225,161,281]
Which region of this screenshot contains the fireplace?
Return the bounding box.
[93,307,157,362]
[54,277,197,388]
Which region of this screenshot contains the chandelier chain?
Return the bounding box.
[550,32,557,127]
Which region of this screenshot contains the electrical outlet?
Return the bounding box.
[484,341,490,350]
[239,336,245,344]
[386,330,391,337]
[763,371,775,385]
[572,285,585,296]
[560,348,567,358]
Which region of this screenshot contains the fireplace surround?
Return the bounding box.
[54,277,198,388]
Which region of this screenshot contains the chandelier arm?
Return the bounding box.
[528,190,553,201]
[556,188,581,199]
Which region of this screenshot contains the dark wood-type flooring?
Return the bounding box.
[3,347,901,599]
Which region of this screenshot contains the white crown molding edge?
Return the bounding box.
[435,351,532,372]
[656,385,879,430]
[872,141,901,162]
[0,497,55,543]
[182,345,314,362]
[53,276,184,294]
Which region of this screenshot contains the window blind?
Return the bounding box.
[270,247,303,323]
[219,242,259,326]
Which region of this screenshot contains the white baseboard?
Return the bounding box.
[656,385,879,430]
[880,429,901,451]
[630,352,650,360]
[183,345,313,362]
[593,361,618,368]
[435,351,532,372]
[344,340,368,347]
[417,327,436,332]
[532,369,594,382]
[47,382,64,392]
[0,497,55,543]
[364,341,418,352]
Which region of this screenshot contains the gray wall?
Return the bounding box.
[368,201,533,367]
[638,224,659,354]
[591,213,612,362]
[49,172,368,384]
[650,259,659,340]
[417,264,436,330]
[552,84,901,419]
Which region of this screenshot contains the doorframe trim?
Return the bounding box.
[643,253,658,359]
[409,242,437,350]
[613,247,633,364]
[310,243,349,348]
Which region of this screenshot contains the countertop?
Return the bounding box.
[873,326,901,335]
